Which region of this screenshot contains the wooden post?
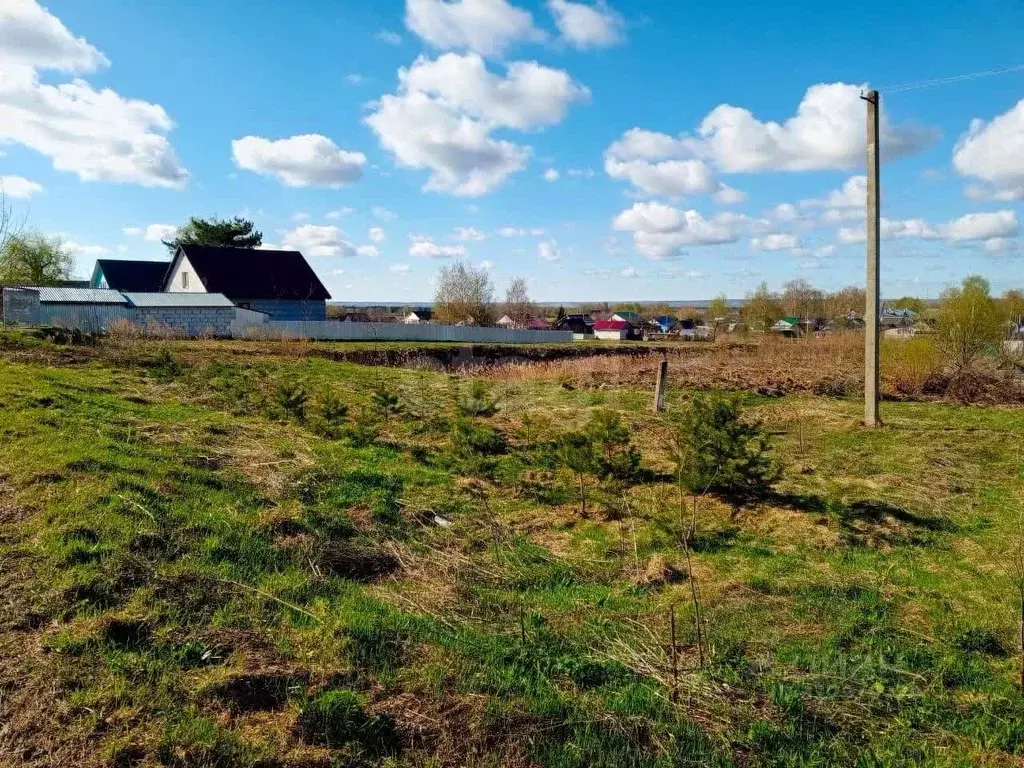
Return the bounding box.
[653,357,668,412]
[862,89,881,427]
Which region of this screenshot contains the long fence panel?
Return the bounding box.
[234,320,573,344]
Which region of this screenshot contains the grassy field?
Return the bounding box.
[1,333,1023,767]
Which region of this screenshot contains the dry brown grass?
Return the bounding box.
[476,332,1024,404]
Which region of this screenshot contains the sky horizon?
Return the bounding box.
[2,0,1023,302]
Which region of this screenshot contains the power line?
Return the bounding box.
[879,63,1024,94]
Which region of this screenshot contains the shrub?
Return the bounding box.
[554,431,598,516]
[936,275,1004,372]
[275,381,308,423]
[452,417,507,457]
[882,337,941,396]
[585,409,641,482]
[459,379,498,417]
[297,690,397,753]
[312,390,349,437]
[673,394,780,507]
[369,385,402,418]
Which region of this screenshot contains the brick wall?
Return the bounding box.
[135,307,236,336]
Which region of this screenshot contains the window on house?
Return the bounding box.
[181,271,189,289]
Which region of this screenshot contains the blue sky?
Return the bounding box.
[2,0,1023,302]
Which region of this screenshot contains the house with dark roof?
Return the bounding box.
[90,259,170,292]
[163,245,330,320]
[554,314,594,335]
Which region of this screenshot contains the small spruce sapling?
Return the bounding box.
[555,431,598,517]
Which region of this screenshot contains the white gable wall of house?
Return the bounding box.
[165,254,205,293]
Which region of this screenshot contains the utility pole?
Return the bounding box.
[862,89,881,427]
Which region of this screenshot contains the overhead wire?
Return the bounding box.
[878,63,1024,94]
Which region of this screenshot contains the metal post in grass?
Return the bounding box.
[653,356,669,413]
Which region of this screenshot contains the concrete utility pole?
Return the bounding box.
[862,89,881,427]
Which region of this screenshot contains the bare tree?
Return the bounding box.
[502,276,534,327]
[742,282,784,332]
[433,260,496,326]
[781,279,824,323]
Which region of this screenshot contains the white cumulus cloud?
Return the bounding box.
[0,1,186,188]
[369,227,387,243]
[64,241,108,256]
[0,174,43,198]
[372,206,397,221]
[548,0,624,49]
[538,241,560,261]
[405,0,542,57]
[612,202,749,259]
[409,236,468,258]
[282,224,358,258]
[454,226,487,241]
[688,83,937,172]
[604,127,738,199]
[231,134,366,187]
[750,233,802,252]
[953,99,1024,201]
[837,210,1017,246]
[543,168,560,182]
[366,52,587,196]
[144,224,177,242]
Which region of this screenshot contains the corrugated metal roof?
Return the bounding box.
[36,287,128,304]
[124,292,234,308]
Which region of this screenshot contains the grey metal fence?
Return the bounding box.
[233,320,574,344]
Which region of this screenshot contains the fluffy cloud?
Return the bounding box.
[231,134,365,187]
[802,175,866,209]
[372,206,397,221]
[282,224,358,257]
[619,266,639,278]
[606,84,935,196]
[750,233,802,251]
[604,127,738,199]
[0,175,43,198]
[548,0,624,49]
[454,226,487,241]
[837,210,1017,246]
[953,99,1024,200]
[0,1,187,188]
[405,0,542,56]
[396,52,589,129]
[121,226,143,236]
[538,241,560,261]
[144,224,177,242]
[612,202,749,259]
[943,210,1018,242]
[366,53,587,196]
[0,0,108,74]
[409,237,468,258]
[64,241,108,256]
[543,168,560,182]
[369,227,387,243]
[357,245,379,257]
[689,83,937,172]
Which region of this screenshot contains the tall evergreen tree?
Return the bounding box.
[163,216,262,252]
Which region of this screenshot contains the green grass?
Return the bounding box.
[0,339,1022,767]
